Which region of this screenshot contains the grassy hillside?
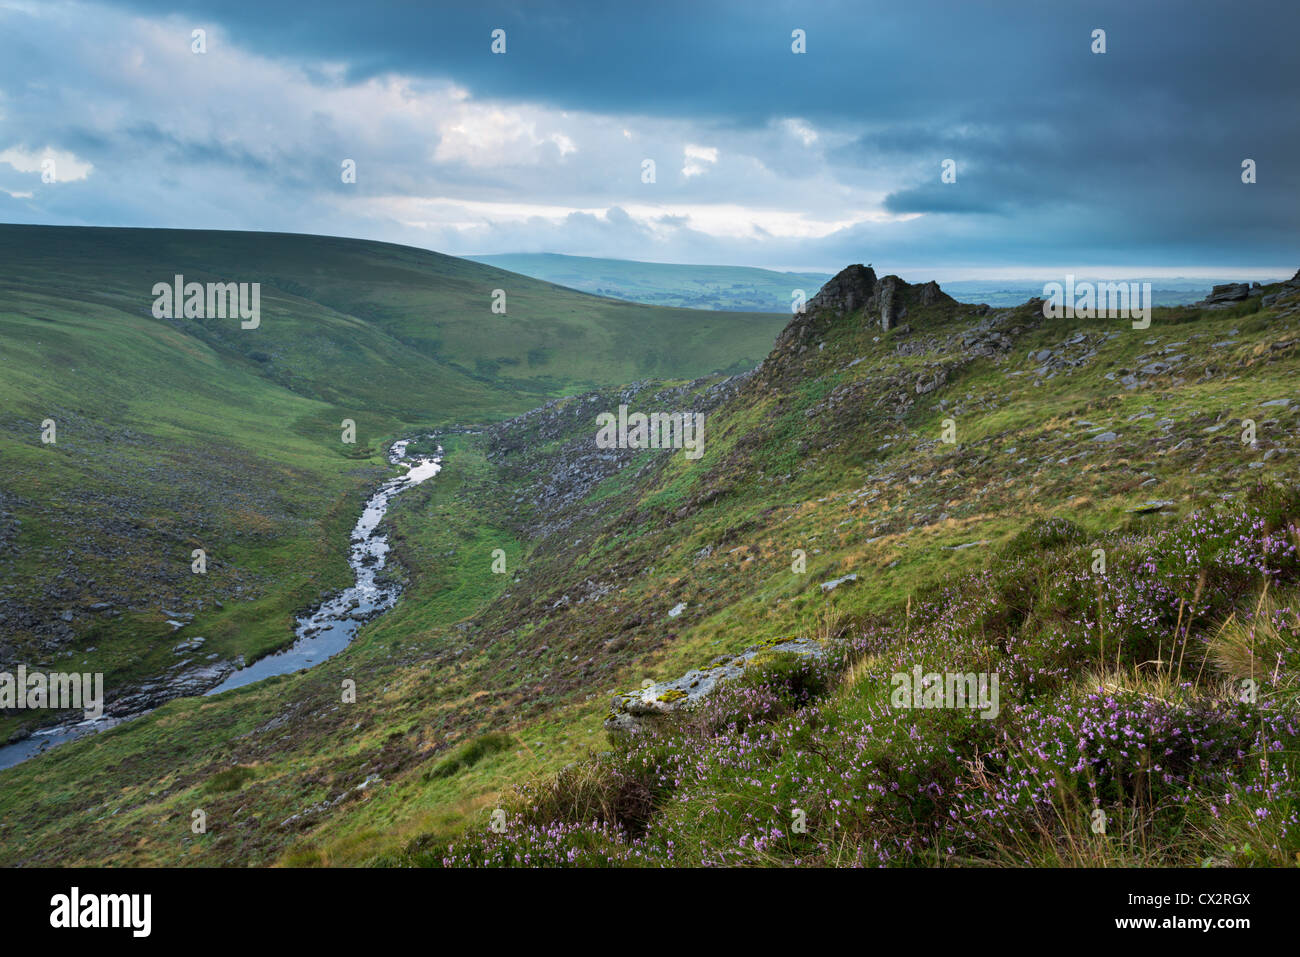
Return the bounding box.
[1,227,786,418]
[3,259,1298,868]
[469,252,832,313]
[0,225,783,742]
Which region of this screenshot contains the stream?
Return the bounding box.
[0,438,442,771]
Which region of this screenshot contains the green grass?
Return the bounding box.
[413,492,1300,868]
[425,732,518,781]
[3,249,1299,869]
[0,225,782,742]
[0,226,786,419]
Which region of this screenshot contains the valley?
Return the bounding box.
[0,225,783,751]
[2,231,1298,868]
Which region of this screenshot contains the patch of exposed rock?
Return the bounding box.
[1196,271,1300,310]
[484,373,749,542]
[604,636,826,734]
[1198,282,1256,308]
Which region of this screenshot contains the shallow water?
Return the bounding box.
[0,439,442,771]
[205,441,440,694]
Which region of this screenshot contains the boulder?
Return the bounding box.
[914,370,947,394]
[819,573,858,593]
[1199,282,1250,308]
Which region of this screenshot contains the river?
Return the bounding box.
[0,438,441,771]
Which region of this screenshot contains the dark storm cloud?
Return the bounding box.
[105,0,1299,122]
[1,0,1297,271]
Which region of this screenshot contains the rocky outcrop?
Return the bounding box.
[806,263,878,315]
[1198,272,1300,309]
[1199,282,1252,307]
[1261,270,1300,309]
[802,264,953,333]
[765,264,957,375]
[604,636,826,734]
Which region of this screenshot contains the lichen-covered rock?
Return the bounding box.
[604,636,826,734]
[819,573,858,593]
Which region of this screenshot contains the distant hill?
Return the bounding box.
[469,252,831,313]
[939,277,1290,307]
[1,228,787,422]
[471,252,1287,311]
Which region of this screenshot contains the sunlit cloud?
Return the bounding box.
[681,144,718,178]
[0,146,94,182]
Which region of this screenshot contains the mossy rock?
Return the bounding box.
[745,650,782,669]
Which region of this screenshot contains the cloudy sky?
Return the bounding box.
[1,0,1296,279]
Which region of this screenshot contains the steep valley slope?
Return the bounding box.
[0,225,784,748]
[2,257,1300,867]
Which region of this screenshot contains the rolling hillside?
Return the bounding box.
[1,227,786,418]
[3,257,1298,868]
[0,225,785,742]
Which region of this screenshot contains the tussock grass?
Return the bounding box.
[1208,590,1300,697]
[424,732,517,781]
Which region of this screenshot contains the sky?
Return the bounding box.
[0,0,1296,280]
